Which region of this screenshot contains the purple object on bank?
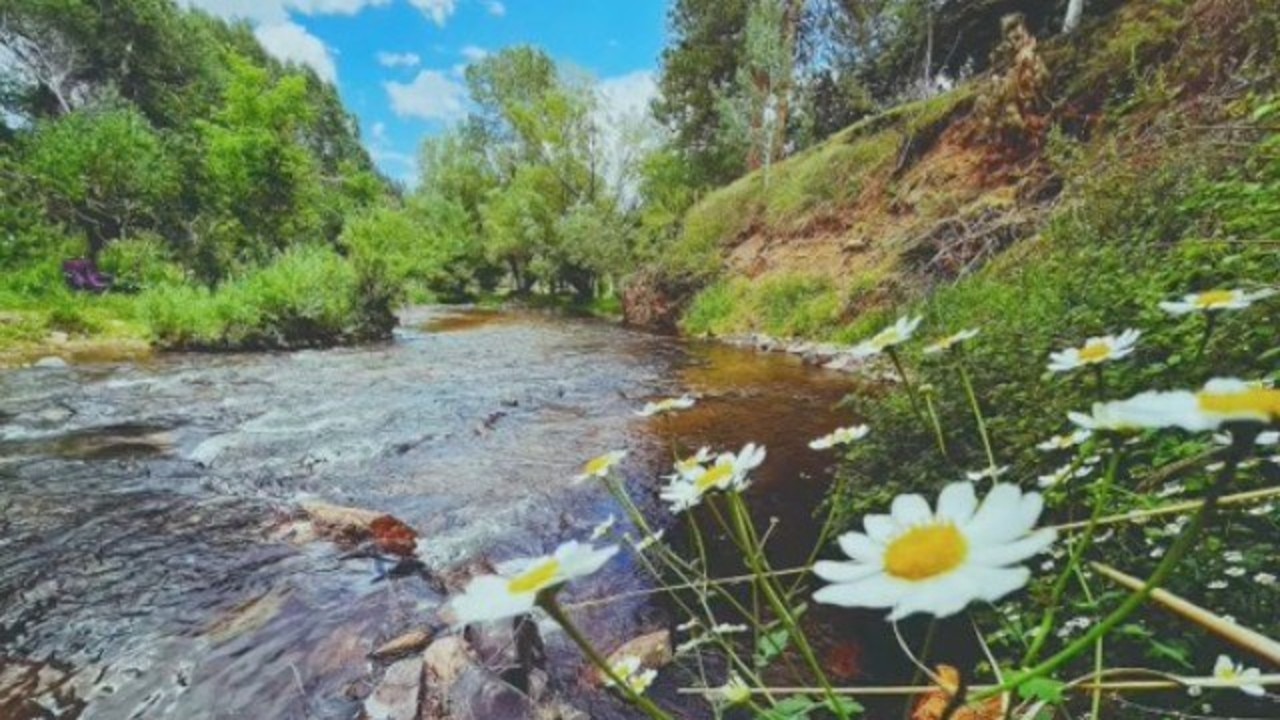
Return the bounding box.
[61,259,112,293]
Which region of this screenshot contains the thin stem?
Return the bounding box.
[886,347,925,423]
[1023,450,1120,665]
[922,389,950,460]
[957,355,995,470]
[539,594,675,720]
[727,493,851,720]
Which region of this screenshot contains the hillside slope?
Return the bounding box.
[625,0,1277,337]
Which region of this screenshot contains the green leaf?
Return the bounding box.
[1017,677,1066,704]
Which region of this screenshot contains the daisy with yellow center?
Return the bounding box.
[604,656,658,695]
[659,444,766,513]
[809,424,870,450]
[1212,654,1265,696]
[1070,378,1280,432]
[672,447,713,479]
[712,674,751,706]
[450,540,618,624]
[1047,329,1140,373]
[1160,288,1275,315]
[574,450,627,483]
[849,315,922,359]
[923,328,980,355]
[637,394,696,417]
[1036,428,1092,452]
[813,482,1055,620]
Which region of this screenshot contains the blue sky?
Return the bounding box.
[184,1,668,185]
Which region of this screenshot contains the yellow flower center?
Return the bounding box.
[884,523,968,581]
[585,454,614,476]
[508,558,560,594]
[1197,388,1280,420]
[1077,342,1112,363]
[695,463,734,492]
[1195,290,1237,309]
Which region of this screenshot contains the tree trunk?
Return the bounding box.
[1063,0,1085,33]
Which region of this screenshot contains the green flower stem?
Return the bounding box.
[1195,312,1218,361]
[1022,451,1121,666]
[922,390,950,460]
[976,443,1246,704]
[956,352,995,471]
[886,347,926,423]
[539,594,675,720]
[726,494,851,720]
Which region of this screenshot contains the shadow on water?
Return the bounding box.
[0,306,911,719]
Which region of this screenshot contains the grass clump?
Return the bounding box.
[682,274,845,339]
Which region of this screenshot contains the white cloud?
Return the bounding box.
[407,0,457,26]
[460,45,488,62]
[254,21,338,83]
[371,121,387,141]
[377,51,421,68]
[486,1,506,17]
[385,70,468,121]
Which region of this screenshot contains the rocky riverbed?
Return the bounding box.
[0,307,863,719]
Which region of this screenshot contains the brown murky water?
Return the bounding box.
[0,307,861,719]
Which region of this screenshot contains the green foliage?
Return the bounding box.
[97,233,186,291]
[20,106,178,254]
[138,245,374,349]
[682,274,844,339]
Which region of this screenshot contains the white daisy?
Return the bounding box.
[1070,378,1280,433]
[1160,288,1275,315]
[1223,550,1244,563]
[1256,572,1277,586]
[659,444,766,513]
[1036,429,1093,452]
[1037,462,1093,489]
[849,315,922,359]
[637,394,696,417]
[1214,430,1280,446]
[809,424,870,450]
[1208,580,1228,590]
[574,450,626,483]
[1225,566,1246,578]
[672,447,713,479]
[450,541,618,625]
[813,482,1056,620]
[711,674,751,706]
[604,655,657,695]
[923,328,980,355]
[1213,655,1265,697]
[965,465,1010,482]
[1047,329,1141,373]
[589,514,616,541]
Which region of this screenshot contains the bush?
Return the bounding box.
[98,234,187,292]
[137,245,387,350]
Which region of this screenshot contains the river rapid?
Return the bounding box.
[0,307,862,719]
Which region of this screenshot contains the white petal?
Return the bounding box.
[452,575,536,625]
[963,483,1022,541]
[887,573,976,620]
[813,560,880,583]
[936,482,978,525]
[863,514,897,543]
[837,531,885,564]
[890,493,932,526]
[968,529,1056,567]
[970,565,1032,603]
[813,573,910,609]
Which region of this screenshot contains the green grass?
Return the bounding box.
[682,274,846,339]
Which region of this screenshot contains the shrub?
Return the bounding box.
[98,233,187,292]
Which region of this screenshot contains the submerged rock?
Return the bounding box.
[364,657,422,720]
[32,356,67,369]
[369,630,433,663]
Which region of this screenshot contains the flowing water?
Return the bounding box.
[0,307,865,719]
